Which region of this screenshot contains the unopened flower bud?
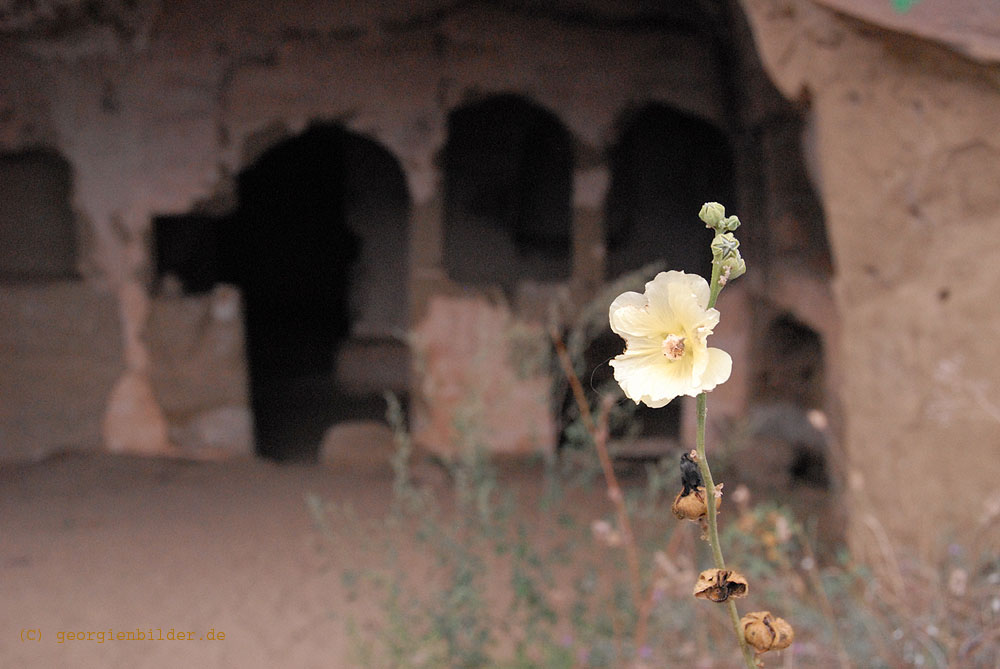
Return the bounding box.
[699,202,727,228]
[741,611,795,653]
[693,568,748,603]
[720,252,746,281]
[711,233,740,262]
[719,214,741,232]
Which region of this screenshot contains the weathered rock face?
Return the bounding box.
[813,0,1000,63]
[740,0,1000,559]
[0,282,123,459]
[148,284,253,456]
[319,420,398,471]
[103,369,170,455]
[410,295,554,458]
[1,0,758,464]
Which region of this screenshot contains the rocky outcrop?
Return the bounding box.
[741,0,1000,559]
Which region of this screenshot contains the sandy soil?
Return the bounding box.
[2,452,417,668]
[3,449,862,669]
[2,448,623,669]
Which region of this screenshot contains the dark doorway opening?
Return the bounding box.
[0,149,77,281]
[756,313,824,409]
[226,124,358,461]
[750,313,830,488]
[605,103,733,280]
[442,93,573,291]
[154,123,410,461]
[153,213,221,295]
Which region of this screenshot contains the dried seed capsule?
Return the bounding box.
[741,611,795,653]
[693,568,749,603]
[671,483,724,521]
[672,488,708,520]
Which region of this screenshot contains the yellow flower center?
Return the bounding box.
[661,334,686,360]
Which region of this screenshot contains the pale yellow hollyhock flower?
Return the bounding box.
[609,270,732,408]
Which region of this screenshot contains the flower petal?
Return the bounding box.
[668,281,719,344]
[643,272,681,330]
[698,347,732,391]
[681,271,712,309]
[609,291,660,339]
[611,350,697,407]
[657,271,710,310]
[688,339,711,380]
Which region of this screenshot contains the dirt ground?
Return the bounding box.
[0,448,912,669]
[2,452,415,668]
[3,449,632,669]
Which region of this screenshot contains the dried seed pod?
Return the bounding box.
[672,488,707,520]
[692,568,749,602]
[741,611,795,653]
[671,484,724,521]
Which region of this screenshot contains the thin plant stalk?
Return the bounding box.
[695,392,757,668]
[551,329,649,654]
[795,523,853,669]
[700,263,757,669]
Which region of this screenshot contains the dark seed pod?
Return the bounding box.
[679,449,703,495]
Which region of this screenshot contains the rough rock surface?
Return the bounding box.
[741,0,1000,559]
[171,405,254,458]
[0,282,123,460]
[103,370,171,455]
[410,295,554,459]
[319,420,397,470]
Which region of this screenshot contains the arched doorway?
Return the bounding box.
[154,123,410,461]
[605,103,734,280]
[228,124,358,461]
[442,93,574,291]
[229,124,410,461]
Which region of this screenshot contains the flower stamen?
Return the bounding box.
[661,334,686,360]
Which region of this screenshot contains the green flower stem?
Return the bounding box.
[695,393,725,570]
[696,393,756,668]
[700,259,757,669]
[708,256,724,308]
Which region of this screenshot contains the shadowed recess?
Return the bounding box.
[605,102,733,280]
[0,149,77,281]
[154,123,410,461]
[443,93,574,288]
[594,103,735,448]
